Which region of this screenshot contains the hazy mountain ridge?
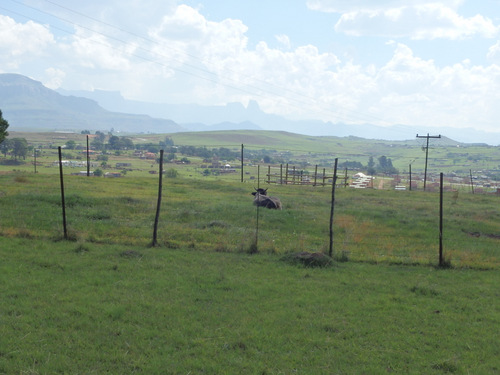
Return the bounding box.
[0,74,182,133]
[1,73,498,145]
[56,85,498,145]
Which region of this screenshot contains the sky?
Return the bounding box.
[2,0,500,137]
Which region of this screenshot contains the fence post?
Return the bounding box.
[58,147,68,240]
[469,169,475,194]
[329,158,339,258]
[409,164,412,191]
[439,172,444,266]
[280,164,283,184]
[253,165,260,252]
[151,150,164,247]
[241,144,244,183]
[87,135,90,177]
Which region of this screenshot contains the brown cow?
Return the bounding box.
[252,188,282,210]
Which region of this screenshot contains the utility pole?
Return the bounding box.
[416,133,441,191]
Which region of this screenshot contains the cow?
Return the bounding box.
[252,188,282,210]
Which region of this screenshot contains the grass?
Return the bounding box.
[1,172,500,268]
[1,238,499,374]
[1,167,500,373]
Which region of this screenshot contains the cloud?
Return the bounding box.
[3,2,500,132]
[308,0,498,40]
[0,15,54,68]
[306,0,464,13]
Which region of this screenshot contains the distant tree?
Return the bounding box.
[95,131,106,142]
[0,109,9,145]
[108,135,121,150]
[165,168,178,178]
[338,161,363,170]
[65,140,76,150]
[81,130,91,135]
[0,138,12,157]
[91,138,105,152]
[377,155,398,174]
[12,138,28,160]
[94,168,103,177]
[160,137,174,148]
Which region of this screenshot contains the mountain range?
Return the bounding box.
[0,73,497,145]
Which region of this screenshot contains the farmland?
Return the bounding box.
[5,130,500,191]
[1,130,500,373]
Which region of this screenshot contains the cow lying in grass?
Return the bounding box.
[252,188,282,210]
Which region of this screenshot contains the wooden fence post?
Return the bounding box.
[151,150,164,247]
[87,135,90,177]
[241,144,244,183]
[58,147,68,240]
[439,172,444,266]
[329,158,339,258]
[469,169,475,194]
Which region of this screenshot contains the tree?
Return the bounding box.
[0,138,12,157]
[0,109,9,145]
[108,135,121,150]
[12,138,28,160]
[65,140,76,150]
[377,155,398,174]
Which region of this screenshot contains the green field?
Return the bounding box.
[1,131,500,373]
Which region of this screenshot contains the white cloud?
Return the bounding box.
[487,40,500,61]
[3,2,500,133]
[0,15,54,67]
[275,34,291,50]
[44,68,66,89]
[67,27,135,70]
[306,0,464,13]
[336,4,498,40]
[308,0,498,40]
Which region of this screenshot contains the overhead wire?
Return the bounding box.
[1,0,418,134]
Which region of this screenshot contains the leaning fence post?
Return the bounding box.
[329,158,339,258]
[58,147,68,240]
[151,150,164,247]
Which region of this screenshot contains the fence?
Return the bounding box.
[263,164,348,187]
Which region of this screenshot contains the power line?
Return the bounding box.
[3,0,401,128]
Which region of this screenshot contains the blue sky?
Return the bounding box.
[2,0,500,137]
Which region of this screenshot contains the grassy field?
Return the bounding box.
[1,172,499,268]
[1,237,499,374]
[1,131,500,373]
[7,130,500,178]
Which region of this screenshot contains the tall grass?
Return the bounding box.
[1,172,499,268]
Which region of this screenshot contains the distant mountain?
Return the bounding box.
[2,73,499,144]
[57,86,500,145]
[0,74,182,133]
